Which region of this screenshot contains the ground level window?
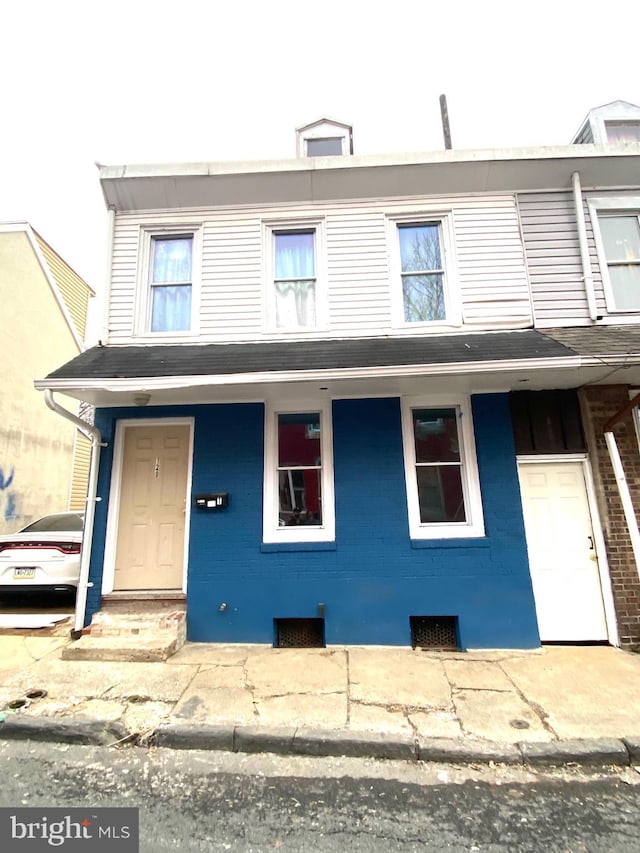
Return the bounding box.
[412,408,465,523]
[263,401,335,544]
[277,413,322,526]
[401,396,484,539]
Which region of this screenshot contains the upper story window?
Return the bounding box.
[401,396,484,539]
[598,215,640,310]
[398,223,445,322]
[137,226,201,336]
[264,219,324,332]
[263,401,335,543]
[588,197,640,314]
[605,121,640,143]
[149,236,193,332]
[305,137,344,156]
[274,230,316,327]
[389,214,459,327]
[296,118,353,158]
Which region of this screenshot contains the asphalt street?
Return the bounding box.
[0,740,639,852]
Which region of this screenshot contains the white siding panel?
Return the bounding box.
[518,191,609,327]
[108,194,532,343]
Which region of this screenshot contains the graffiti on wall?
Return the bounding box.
[0,467,17,523]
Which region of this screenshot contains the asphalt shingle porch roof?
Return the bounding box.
[46,330,577,382]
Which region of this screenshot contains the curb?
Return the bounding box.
[0,715,129,746]
[1,717,638,767]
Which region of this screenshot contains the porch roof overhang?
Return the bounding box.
[35,328,640,408]
[99,144,640,212]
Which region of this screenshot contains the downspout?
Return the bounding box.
[44,390,106,639]
[572,171,600,322]
[603,392,640,584]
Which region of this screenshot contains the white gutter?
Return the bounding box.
[572,171,600,322]
[100,206,116,345]
[35,353,586,395]
[604,430,640,583]
[44,390,106,639]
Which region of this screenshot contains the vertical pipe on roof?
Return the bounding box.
[572,171,599,322]
[439,95,452,150]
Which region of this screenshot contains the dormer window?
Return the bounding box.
[572,100,640,144]
[605,121,640,143]
[306,137,344,157]
[296,118,353,158]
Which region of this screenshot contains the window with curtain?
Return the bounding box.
[398,223,446,322]
[605,121,640,143]
[273,230,316,329]
[149,235,193,332]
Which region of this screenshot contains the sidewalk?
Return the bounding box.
[1,635,639,767]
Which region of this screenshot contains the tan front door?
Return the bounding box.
[114,423,190,591]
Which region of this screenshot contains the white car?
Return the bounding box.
[0,512,84,594]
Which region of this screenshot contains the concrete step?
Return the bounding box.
[61,634,182,662]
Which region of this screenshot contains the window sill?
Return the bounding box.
[262,327,330,338]
[410,537,490,550]
[261,541,337,553]
[391,320,463,332]
[133,332,200,342]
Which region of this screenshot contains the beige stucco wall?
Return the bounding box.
[0,231,81,533]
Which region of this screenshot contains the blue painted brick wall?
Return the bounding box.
[87,395,540,648]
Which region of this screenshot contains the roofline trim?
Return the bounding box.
[98,143,640,183]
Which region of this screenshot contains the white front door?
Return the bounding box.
[517,460,608,642]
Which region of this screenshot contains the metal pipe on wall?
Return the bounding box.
[572,171,600,322]
[44,390,105,638]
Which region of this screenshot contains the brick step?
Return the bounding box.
[61,602,187,661]
[89,613,185,638]
[87,605,186,639]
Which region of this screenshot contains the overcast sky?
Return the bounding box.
[1,0,638,320]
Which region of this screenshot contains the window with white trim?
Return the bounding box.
[138,228,200,335]
[598,214,640,311]
[401,396,484,539]
[306,137,344,156]
[588,197,640,315]
[605,121,640,143]
[265,221,324,331]
[263,401,335,543]
[389,215,459,327]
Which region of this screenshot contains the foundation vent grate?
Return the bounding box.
[410,616,459,650]
[275,617,325,648]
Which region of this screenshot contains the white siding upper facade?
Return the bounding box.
[107,193,533,344]
[519,189,640,328]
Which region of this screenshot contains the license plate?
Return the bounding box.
[14,568,36,579]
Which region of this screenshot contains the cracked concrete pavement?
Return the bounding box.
[1,637,639,762]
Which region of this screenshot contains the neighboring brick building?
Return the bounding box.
[580,386,640,649]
